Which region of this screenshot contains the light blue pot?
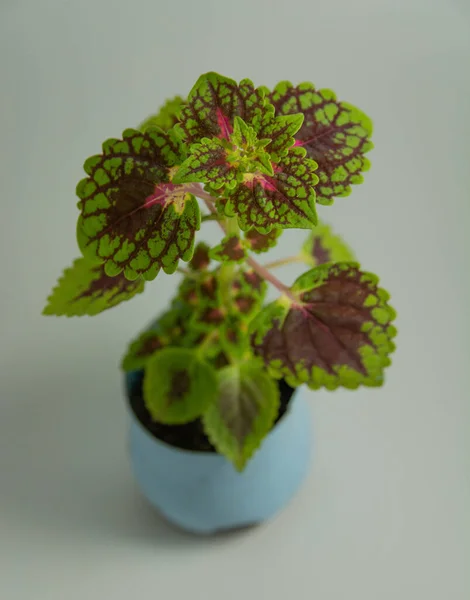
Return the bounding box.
[125,370,313,535]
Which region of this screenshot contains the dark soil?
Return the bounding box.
[127,371,296,452]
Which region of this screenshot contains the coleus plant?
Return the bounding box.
[43,72,397,471]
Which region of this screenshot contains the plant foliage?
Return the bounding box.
[43,71,396,471]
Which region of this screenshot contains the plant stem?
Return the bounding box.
[188,184,220,207]
[262,255,304,270]
[201,214,219,223]
[202,197,220,219]
[246,256,299,303]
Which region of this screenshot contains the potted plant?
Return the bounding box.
[43,72,397,534]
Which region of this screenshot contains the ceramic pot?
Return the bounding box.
[125,369,312,534]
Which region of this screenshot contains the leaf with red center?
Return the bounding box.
[202,362,280,471]
[139,95,185,133]
[223,147,318,233]
[244,227,282,253]
[250,263,397,390]
[172,137,238,190]
[209,235,246,264]
[76,128,200,281]
[42,257,145,317]
[268,82,373,205]
[301,222,355,266]
[177,72,266,143]
[121,304,192,371]
[189,242,211,271]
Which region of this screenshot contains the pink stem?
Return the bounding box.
[246,256,299,303]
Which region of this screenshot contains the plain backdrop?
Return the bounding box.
[0,0,469,598]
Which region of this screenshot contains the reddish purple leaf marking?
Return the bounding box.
[136,335,164,358]
[73,266,142,305]
[312,237,331,264]
[216,108,233,139]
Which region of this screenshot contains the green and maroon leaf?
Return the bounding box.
[143,348,218,424]
[42,257,144,317]
[223,147,318,232]
[177,72,266,143]
[189,242,211,271]
[209,235,246,263]
[121,330,165,371]
[184,271,224,332]
[177,276,200,307]
[258,112,304,160]
[301,222,356,266]
[230,269,267,316]
[186,268,266,334]
[244,227,282,253]
[121,304,192,371]
[250,263,397,390]
[236,269,266,297]
[203,362,280,471]
[269,82,373,205]
[76,128,200,281]
[218,316,253,361]
[197,272,221,305]
[190,302,227,334]
[139,95,185,133]
[172,137,238,190]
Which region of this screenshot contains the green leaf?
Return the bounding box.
[76,128,200,281]
[244,227,282,253]
[143,347,218,424]
[139,96,185,132]
[177,72,266,143]
[222,147,318,232]
[269,82,373,205]
[203,362,280,471]
[301,222,356,266]
[209,235,246,263]
[251,263,397,390]
[122,330,166,372]
[121,303,192,371]
[42,257,144,317]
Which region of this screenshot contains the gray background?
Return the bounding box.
[1,0,469,598]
